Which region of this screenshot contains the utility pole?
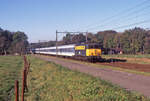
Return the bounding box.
[56,31,88,43]
[38,40,40,54]
[56,30,58,56]
[86,31,88,44]
[55,30,89,55]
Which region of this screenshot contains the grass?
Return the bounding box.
[26,56,150,101]
[0,56,23,101]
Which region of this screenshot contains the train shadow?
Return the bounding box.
[99,58,127,63]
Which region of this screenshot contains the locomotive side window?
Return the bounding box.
[87,44,101,49]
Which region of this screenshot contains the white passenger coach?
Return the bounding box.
[35,44,75,56]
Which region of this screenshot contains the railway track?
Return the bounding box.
[37,54,150,73]
[97,62,150,72]
[69,56,150,73]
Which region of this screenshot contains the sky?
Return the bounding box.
[0,0,150,42]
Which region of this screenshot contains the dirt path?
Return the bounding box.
[35,55,150,97]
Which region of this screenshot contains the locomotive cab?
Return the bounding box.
[86,44,101,56]
[75,43,102,62]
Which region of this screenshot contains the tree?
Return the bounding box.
[87,33,98,43]
[62,33,73,44]
[72,33,86,44]
[120,31,132,54]
[11,31,28,54]
[0,30,12,55]
[96,30,117,48]
[144,30,150,53]
[120,27,146,54]
[113,33,122,49]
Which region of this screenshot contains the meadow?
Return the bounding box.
[0,56,23,101]
[26,56,149,101]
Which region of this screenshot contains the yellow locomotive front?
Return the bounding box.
[75,43,102,62]
[86,48,101,56]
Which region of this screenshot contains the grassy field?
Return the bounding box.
[102,54,150,64]
[0,56,23,101]
[26,56,149,101]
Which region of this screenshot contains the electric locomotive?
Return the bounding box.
[33,43,102,62]
[74,43,102,61]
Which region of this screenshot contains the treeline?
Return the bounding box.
[62,27,150,54]
[31,27,150,54]
[0,28,28,55]
[95,27,150,54]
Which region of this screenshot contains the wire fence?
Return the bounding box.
[14,55,30,101]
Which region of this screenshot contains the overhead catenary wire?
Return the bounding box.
[86,3,150,31]
[90,19,150,33]
[73,0,150,32]
[110,19,150,30]
[108,12,150,29]
[91,10,150,32]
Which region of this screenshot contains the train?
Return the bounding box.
[33,43,102,62]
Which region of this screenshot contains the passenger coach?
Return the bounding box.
[34,43,102,62]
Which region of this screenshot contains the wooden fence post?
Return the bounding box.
[22,70,26,101]
[15,80,19,101]
[21,56,30,101]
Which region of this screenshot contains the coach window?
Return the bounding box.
[68,48,71,52]
[70,48,74,52]
[63,48,65,52]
